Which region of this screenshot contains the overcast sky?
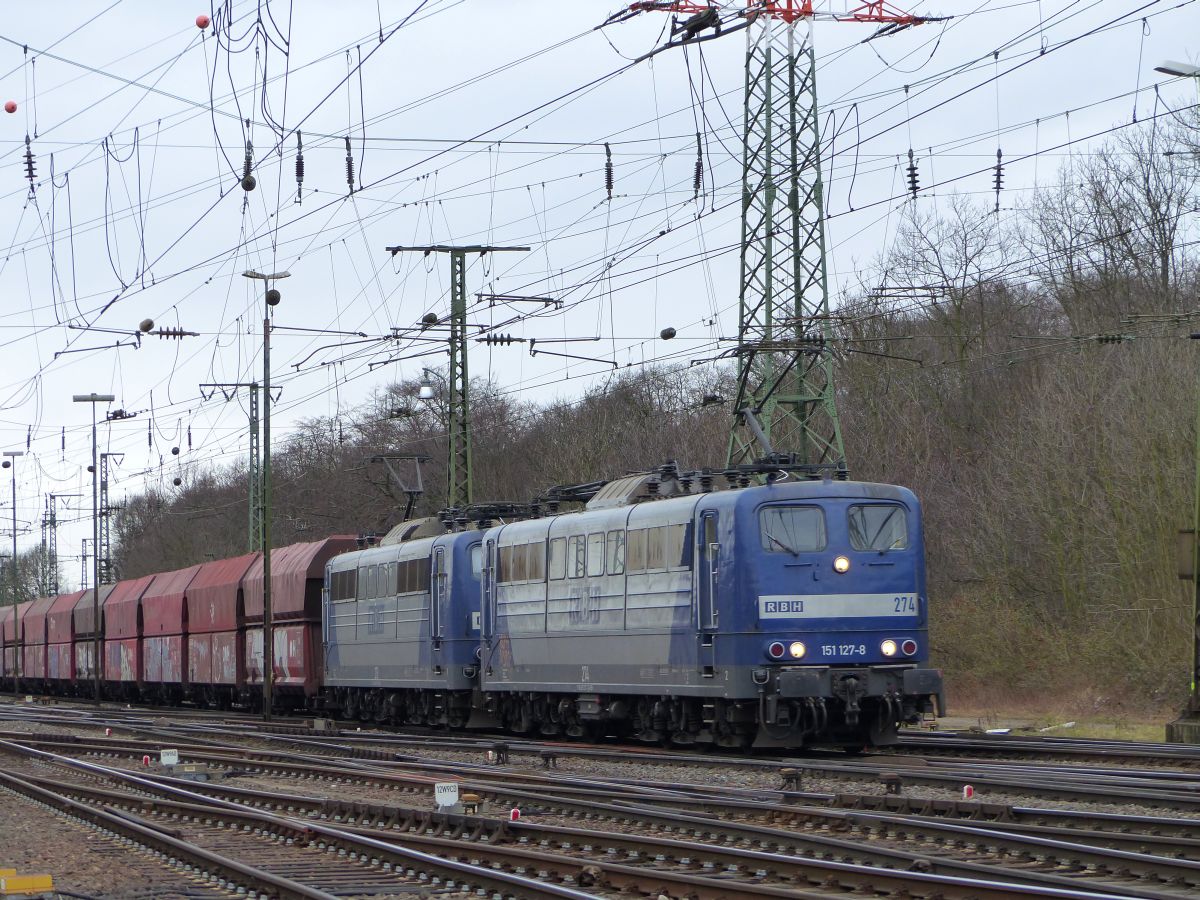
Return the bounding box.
[0,0,1195,585]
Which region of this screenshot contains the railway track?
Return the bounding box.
[8,699,1200,897]
[5,728,1200,898]
[2,738,1116,900]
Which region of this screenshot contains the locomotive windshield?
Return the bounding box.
[759,506,826,554]
[848,504,908,551]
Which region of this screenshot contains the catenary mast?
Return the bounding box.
[614,2,940,473]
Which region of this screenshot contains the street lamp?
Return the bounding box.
[242,269,289,721]
[2,450,22,699]
[417,367,446,402]
[73,392,114,705]
[1155,60,1200,79]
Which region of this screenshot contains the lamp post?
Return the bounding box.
[2,451,22,699]
[1160,59,1200,741]
[73,392,114,705]
[242,269,288,721]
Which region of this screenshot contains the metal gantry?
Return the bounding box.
[385,245,528,509]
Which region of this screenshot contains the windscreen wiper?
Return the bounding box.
[766,533,801,558]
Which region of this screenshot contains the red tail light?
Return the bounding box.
[901,639,918,656]
[767,641,786,660]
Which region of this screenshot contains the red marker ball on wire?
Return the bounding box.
[4,101,15,114]
[196,14,210,29]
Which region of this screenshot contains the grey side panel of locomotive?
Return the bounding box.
[324,538,472,691]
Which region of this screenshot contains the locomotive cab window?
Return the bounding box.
[848,504,908,551]
[760,506,826,554]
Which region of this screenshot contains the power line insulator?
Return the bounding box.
[604,142,613,200]
[993,148,1004,213]
[23,135,36,194]
[905,148,919,199]
[693,132,703,199]
[295,132,305,204]
[345,136,356,194]
[481,333,517,346]
[241,133,255,192]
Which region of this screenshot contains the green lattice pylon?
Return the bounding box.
[727,13,846,476]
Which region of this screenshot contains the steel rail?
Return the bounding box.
[14,762,1146,900]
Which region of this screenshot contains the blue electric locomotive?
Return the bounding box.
[322,527,484,727]
[479,475,943,748]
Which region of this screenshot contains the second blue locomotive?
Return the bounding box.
[321,471,944,748]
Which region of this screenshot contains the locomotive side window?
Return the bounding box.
[666,524,688,568]
[512,544,528,582]
[607,530,625,575]
[357,567,369,599]
[568,535,587,579]
[548,538,566,580]
[528,542,546,581]
[470,544,483,577]
[760,506,826,553]
[646,526,665,570]
[393,558,431,593]
[367,565,380,599]
[848,504,908,551]
[332,569,357,602]
[627,529,646,573]
[587,533,605,576]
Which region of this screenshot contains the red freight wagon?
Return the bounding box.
[243,537,355,707]
[2,600,34,685]
[141,564,201,701]
[103,576,155,695]
[20,595,57,688]
[186,553,257,707]
[46,590,86,685]
[0,604,13,681]
[73,586,114,689]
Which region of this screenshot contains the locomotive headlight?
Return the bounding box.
[833,555,850,574]
[788,641,806,659]
[880,639,898,657]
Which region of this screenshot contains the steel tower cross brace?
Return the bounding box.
[385,244,529,509]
